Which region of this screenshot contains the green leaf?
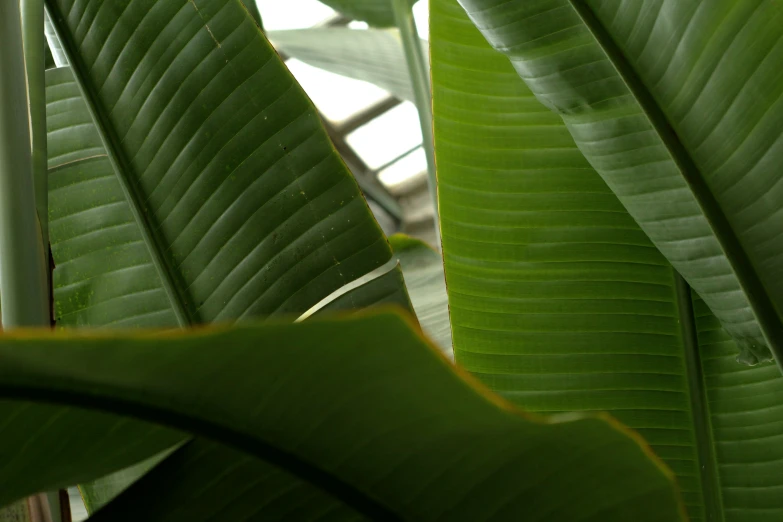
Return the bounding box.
[46,68,412,330]
[269,28,426,102]
[0,313,684,521]
[240,0,263,29]
[44,0,410,508]
[317,0,417,28]
[391,234,452,356]
[45,0,397,330]
[451,0,783,366]
[431,1,783,520]
[310,261,413,317]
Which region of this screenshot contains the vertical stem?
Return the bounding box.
[23,0,53,326]
[391,0,440,236]
[675,275,725,522]
[0,0,49,327]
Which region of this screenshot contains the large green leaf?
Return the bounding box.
[44,0,412,508]
[431,1,783,520]
[0,313,683,521]
[451,0,783,366]
[45,0,404,330]
[270,28,426,102]
[317,0,417,28]
[46,63,413,509]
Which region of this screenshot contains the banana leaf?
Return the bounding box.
[0,313,684,522]
[43,0,412,508]
[452,0,783,367]
[431,1,783,520]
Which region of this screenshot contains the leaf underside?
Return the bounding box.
[454,0,783,366]
[432,1,783,520]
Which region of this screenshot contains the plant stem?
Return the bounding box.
[391,0,440,236]
[0,0,50,327]
[22,0,53,326]
[675,275,725,522]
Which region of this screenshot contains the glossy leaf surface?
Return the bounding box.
[452,0,783,366]
[0,313,683,522]
[432,1,783,520]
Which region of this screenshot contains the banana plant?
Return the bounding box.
[454,0,783,369]
[429,1,783,521]
[0,313,685,522]
[43,0,413,509]
[0,0,687,520]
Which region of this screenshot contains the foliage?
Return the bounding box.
[0,0,781,520]
[0,313,685,521]
[453,0,783,367]
[429,0,783,520]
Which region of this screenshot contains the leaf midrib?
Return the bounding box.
[566,0,783,364]
[45,1,194,327]
[675,274,724,522]
[0,381,401,521]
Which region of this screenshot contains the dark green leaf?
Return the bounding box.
[44,0,409,507]
[0,313,683,522]
[45,0,395,330]
[241,0,263,29]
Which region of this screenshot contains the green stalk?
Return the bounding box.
[22,0,52,325]
[675,275,724,522]
[0,4,66,514]
[0,0,50,327]
[391,0,440,233]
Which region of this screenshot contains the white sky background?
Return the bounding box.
[255,0,431,188]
